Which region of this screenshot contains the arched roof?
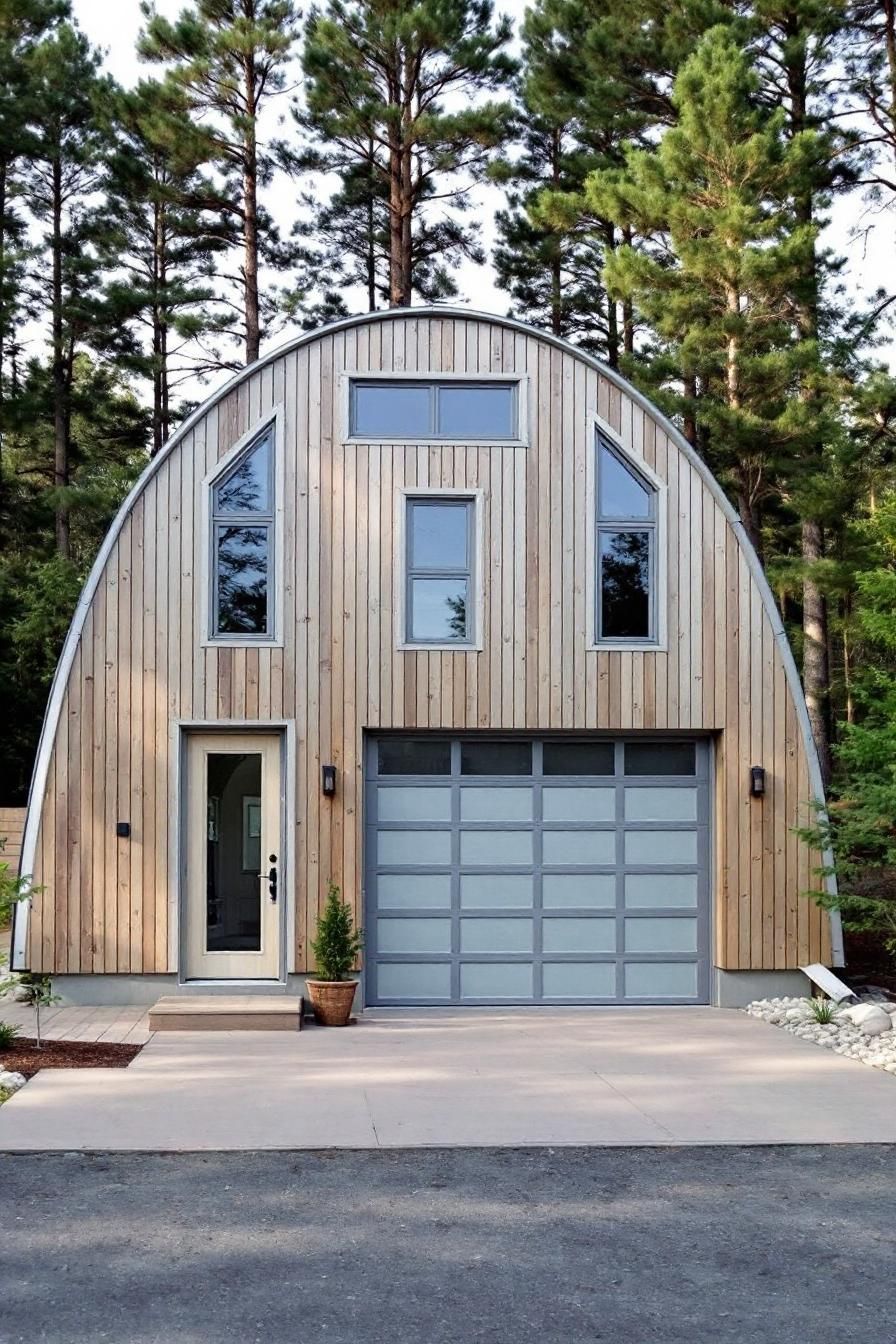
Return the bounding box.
[13,306,839,968]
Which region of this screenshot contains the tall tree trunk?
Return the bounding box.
[603,223,619,369]
[621,226,635,356]
[366,138,376,311]
[682,373,698,449]
[0,163,7,504]
[550,128,562,336]
[802,516,832,783]
[51,154,69,559]
[152,195,163,458]
[243,58,260,364]
[884,0,896,173]
[785,37,832,785]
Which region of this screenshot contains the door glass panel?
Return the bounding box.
[377,738,451,775]
[460,874,533,907]
[624,741,696,776]
[460,787,533,821]
[624,873,699,908]
[542,787,615,823]
[542,873,616,908]
[542,741,615,775]
[460,740,532,775]
[460,918,533,953]
[543,918,616,953]
[542,830,615,865]
[624,962,698,998]
[625,917,698,953]
[543,963,615,997]
[377,787,452,822]
[205,752,263,952]
[378,963,451,999]
[460,830,533,864]
[624,788,698,822]
[460,963,532,998]
[624,830,698,865]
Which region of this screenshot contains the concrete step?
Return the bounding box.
[149,995,303,1032]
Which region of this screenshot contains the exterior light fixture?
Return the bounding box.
[322,764,337,797]
[116,821,131,838]
[750,766,766,798]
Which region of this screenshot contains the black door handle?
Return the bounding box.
[268,854,277,903]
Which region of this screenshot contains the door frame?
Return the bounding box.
[172,719,295,985]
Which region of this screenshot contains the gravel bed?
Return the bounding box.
[747,996,896,1074]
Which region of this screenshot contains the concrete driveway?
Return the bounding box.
[1,1007,895,1150]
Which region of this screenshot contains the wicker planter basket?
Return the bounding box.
[306,979,358,1027]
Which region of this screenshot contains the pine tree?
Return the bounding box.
[102,79,234,455]
[0,0,66,491]
[22,20,118,559]
[586,28,817,557]
[749,0,855,785]
[845,0,896,208]
[139,0,301,365]
[297,0,515,308]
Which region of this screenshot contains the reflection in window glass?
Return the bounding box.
[461,740,532,775]
[378,739,452,775]
[542,741,615,775]
[211,426,275,639]
[438,385,515,439]
[353,383,431,437]
[599,440,651,518]
[409,577,468,641]
[600,531,650,638]
[406,497,474,644]
[624,741,696,776]
[216,526,269,634]
[350,380,519,439]
[410,502,469,569]
[214,432,270,514]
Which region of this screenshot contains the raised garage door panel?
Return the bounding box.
[364,737,711,1006]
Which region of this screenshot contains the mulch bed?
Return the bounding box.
[0,1039,143,1080]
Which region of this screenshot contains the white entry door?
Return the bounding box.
[184,733,282,980]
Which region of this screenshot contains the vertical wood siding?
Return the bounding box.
[26,314,831,974]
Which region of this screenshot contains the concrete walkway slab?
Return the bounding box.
[1,1007,894,1150]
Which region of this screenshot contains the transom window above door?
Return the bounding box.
[404,496,476,646]
[350,379,519,441]
[596,433,660,645]
[210,424,275,639]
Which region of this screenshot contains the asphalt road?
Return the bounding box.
[1,1147,894,1343]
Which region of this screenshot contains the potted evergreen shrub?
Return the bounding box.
[306,882,363,1026]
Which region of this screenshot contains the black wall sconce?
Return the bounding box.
[116,821,131,839]
[321,764,337,798]
[750,766,766,798]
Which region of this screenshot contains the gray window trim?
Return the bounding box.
[596,434,658,646]
[350,378,519,441]
[405,496,475,646]
[210,427,275,641]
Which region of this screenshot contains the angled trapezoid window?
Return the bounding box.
[596,433,658,643]
[211,425,274,639]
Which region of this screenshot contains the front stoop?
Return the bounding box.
[149,995,303,1032]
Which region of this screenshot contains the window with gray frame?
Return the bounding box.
[405,497,475,645]
[351,380,518,440]
[211,426,274,638]
[597,434,657,643]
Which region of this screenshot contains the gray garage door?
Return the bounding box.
[364,736,711,1006]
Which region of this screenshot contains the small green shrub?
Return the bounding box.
[807,996,841,1024]
[310,882,363,982]
[0,1085,12,1106]
[0,1022,21,1049]
[14,974,59,1048]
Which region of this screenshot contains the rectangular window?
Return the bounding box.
[351,380,518,440]
[211,427,274,638]
[405,497,474,645]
